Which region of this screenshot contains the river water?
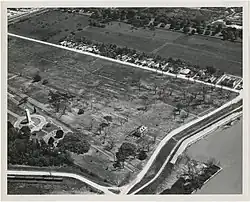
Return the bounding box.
[187,118,242,194]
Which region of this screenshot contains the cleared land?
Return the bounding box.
[187,119,242,194]
[8,35,237,186]
[8,10,242,75]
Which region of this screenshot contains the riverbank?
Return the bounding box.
[187,119,242,194]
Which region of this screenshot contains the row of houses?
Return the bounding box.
[60,40,231,88]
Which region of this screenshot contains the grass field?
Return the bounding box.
[8,35,238,186]
[8,10,90,43]
[8,10,242,76]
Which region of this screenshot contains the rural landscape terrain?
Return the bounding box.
[6,7,243,195]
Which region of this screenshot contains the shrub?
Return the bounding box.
[118,142,137,159]
[204,30,210,35]
[42,79,48,85]
[103,115,112,122]
[48,137,55,146]
[78,108,84,115]
[58,132,90,154]
[46,122,51,127]
[33,74,41,83]
[55,130,64,138]
[137,150,147,160]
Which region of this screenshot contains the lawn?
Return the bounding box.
[8,36,238,186]
[8,9,242,75]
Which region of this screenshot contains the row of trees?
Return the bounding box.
[87,8,243,42]
[88,8,211,31]
[64,34,220,82]
[221,27,242,41]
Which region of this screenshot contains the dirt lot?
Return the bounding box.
[8,9,242,75]
[8,177,103,194]
[8,36,238,186]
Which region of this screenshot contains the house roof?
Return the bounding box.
[179,68,191,75]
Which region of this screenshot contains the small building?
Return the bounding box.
[179,68,191,75]
[131,125,148,138]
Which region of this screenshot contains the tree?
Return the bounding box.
[180,110,188,122]
[183,26,190,34]
[206,66,216,75]
[20,126,31,139]
[8,121,14,130]
[55,129,64,138]
[48,137,55,147]
[126,10,136,19]
[153,82,158,95]
[204,30,210,35]
[175,102,183,113]
[104,139,114,151]
[42,79,48,85]
[14,138,26,153]
[33,74,42,83]
[103,115,112,122]
[118,142,137,160]
[78,108,84,115]
[115,151,126,168]
[206,157,220,167]
[58,132,90,154]
[137,150,147,160]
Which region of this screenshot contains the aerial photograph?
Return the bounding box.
[7,7,243,195]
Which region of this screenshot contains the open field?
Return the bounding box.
[187,119,242,194]
[8,9,90,43]
[8,10,242,75]
[8,35,238,186]
[8,177,103,194]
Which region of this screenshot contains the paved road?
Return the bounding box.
[7,170,117,195]
[170,109,243,164]
[187,119,242,194]
[127,105,242,194]
[8,8,49,25]
[121,93,242,194]
[7,33,243,195]
[8,33,240,93]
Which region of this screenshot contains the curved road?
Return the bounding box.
[7,28,242,195]
[7,170,117,195]
[130,107,242,194]
[121,93,242,194]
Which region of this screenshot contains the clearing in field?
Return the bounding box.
[8,36,238,186]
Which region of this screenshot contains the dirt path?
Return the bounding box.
[187,119,242,194]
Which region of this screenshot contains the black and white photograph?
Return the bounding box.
[2,3,248,199]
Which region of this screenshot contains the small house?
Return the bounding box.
[131,125,148,138]
[179,68,191,75]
